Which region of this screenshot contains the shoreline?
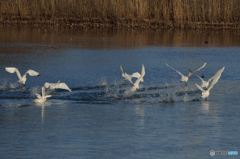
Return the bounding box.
[1,16,240,30]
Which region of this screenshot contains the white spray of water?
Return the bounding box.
[0,80,7,90]
[159,91,176,103]
[97,77,107,86]
[29,86,40,97]
[183,93,189,102]
[105,80,120,98]
[164,82,169,88]
[9,83,19,89]
[124,88,135,97]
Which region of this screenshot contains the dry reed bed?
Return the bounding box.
[0,0,240,29]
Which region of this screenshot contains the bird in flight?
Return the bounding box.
[5,67,41,85]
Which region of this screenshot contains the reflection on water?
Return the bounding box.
[201,101,210,113]
[134,105,145,126]
[1,25,240,50]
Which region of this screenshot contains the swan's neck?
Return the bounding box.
[42,87,45,98]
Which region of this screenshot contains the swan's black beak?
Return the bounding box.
[38,73,41,76]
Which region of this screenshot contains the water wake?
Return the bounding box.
[0,79,201,106]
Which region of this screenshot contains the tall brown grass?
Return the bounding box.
[0,0,240,28]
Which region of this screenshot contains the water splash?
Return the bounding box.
[104,80,120,98]
[0,80,7,90]
[183,93,189,102]
[97,77,107,86]
[159,91,176,103]
[30,86,40,97]
[164,82,169,88]
[9,82,19,89]
[123,87,135,97]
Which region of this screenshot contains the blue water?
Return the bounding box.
[0,27,240,158]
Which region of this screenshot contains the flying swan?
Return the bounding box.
[187,68,214,89]
[120,64,144,84]
[44,81,72,92]
[166,62,206,83]
[195,66,225,99]
[5,67,41,85]
[34,86,52,103]
[130,64,145,92]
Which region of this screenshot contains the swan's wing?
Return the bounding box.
[195,83,205,92]
[120,65,125,74]
[44,95,52,99]
[208,66,225,91]
[141,64,145,77]
[131,72,141,79]
[207,76,215,83]
[44,82,56,89]
[56,83,72,92]
[5,67,22,80]
[126,76,134,84]
[188,77,204,92]
[26,69,41,76]
[166,63,184,77]
[187,68,205,83]
[134,64,145,86]
[188,62,206,77]
[35,94,42,99]
[44,82,50,88]
[207,67,224,83]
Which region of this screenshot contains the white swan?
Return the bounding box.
[187,68,214,89]
[44,81,72,92]
[120,64,144,84]
[34,87,52,103]
[195,66,225,99]
[130,64,145,92]
[5,67,41,85]
[166,62,206,83]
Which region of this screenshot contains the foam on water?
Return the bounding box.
[183,93,189,102]
[0,80,7,90]
[29,86,41,97]
[9,82,19,89]
[97,77,108,87]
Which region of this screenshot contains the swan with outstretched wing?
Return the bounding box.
[194,66,225,99]
[130,64,145,92]
[34,87,52,103]
[44,81,71,92]
[187,68,215,89]
[120,64,144,84]
[166,62,206,83]
[5,67,41,84]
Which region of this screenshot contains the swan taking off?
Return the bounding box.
[5,67,41,85]
[188,68,214,89]
[34,86,52,103]
[120,64,144,84]
[166,62,206,83]
[44,81,72,92]
[130,64,145,92]
[195,66,225,99]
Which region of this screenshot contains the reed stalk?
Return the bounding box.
[0,0,239,28]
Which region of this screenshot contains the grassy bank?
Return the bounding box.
[1,0,240,29]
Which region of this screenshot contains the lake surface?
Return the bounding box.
[0,26,239,158]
